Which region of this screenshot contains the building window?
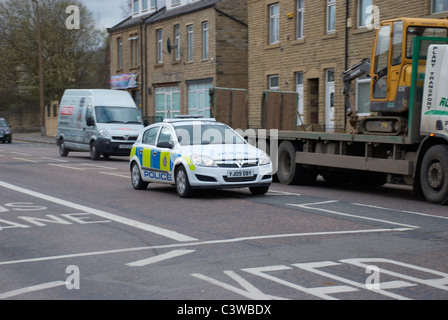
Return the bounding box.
[157,29,163,63]
[187,25,194,62]
[202,21,209,60]
[268,75,279,91]
[358,0,372,27]
[142,0,148,11]
[174,24,180,61]
[432,0,448,13]
[130,35,139,67]
[117,38,122,69]
[269,3,279,44]
[327,0,336,33]
[151,0,157,9]
[188,82,213,117]
[133,0,139,14]
[155,87,181,120]
[356,76,371,115]
[172,0,180,5]
[296,0,304,39]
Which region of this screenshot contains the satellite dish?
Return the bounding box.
[167,37,172,53]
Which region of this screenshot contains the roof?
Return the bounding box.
[146,0,221,24]
[108,0,222,32]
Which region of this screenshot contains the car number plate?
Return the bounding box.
[227,170,254,178]
[119,144,133,149]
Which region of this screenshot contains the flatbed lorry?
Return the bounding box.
[256,18,448,205]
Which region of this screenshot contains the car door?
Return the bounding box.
[151,126,175,182]
[138,126,160,181]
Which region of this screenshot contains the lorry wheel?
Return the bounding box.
[131,162,148,190]
[175,166,193,198]
[90,142,100,160]
[59,139,69,157]
[420,145,448,205]
[277,141,317,185]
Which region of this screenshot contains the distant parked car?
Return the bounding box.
[0,118,12,144]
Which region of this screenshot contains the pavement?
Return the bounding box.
[12,132,57,145]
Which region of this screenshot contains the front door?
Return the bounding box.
[325,69,335,132]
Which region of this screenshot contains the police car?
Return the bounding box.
[130,117,272,197]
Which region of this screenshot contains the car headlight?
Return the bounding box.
[98,129,110,138]
[191,154,217,167]
[259,152,271,165]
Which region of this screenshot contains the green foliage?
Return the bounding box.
[0,0,109,111]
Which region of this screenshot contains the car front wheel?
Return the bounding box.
[175,166,193,198]
[131,162,148,190]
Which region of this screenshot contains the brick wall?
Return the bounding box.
[247,0,448,129]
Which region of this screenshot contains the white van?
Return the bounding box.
[56,89,144,160]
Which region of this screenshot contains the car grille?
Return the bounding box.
[216,161,258,168]
[223,175,258,182]
[112,136,138,141]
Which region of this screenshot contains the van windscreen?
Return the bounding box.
[95,106,142,124]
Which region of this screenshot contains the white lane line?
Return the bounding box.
[99,171,129,178]
[126,249,195,267]
[287,202,420,229]
[0,281,66,299]
[353,203,448,221]
[0,180,197,243]
[11,152,32,156]
[41,157,69,163]
[13,157,38,163]
[0,227,412,266]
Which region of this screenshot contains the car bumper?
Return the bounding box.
[187,164,273,189]
[0,133,11,142]
[95,138,134,156]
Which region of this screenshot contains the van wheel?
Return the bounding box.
[131,162,148,190]
[90,142,100,160]
[59,139,69,157]
[175,166,193,198]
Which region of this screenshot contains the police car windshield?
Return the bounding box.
[95,106,142,124]
[175,124,246,146]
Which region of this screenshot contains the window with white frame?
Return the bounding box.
[269,3,279,44]
[155,86,181,120]
[202,21,209,60]
[142,0,148,11]
[117,38,123,68]
[188,82,213,117]
[133,0,139,14]
[157,29,163,63]
[172,0,180,5]
[151,0,157,8]
[358,0,372,27]
[296,0,304,39]
[174,24,180,61]
[268,75,279,91]
[356,76,371,115]
[130,35,139,66]
[432,0,448,13]
[327,0,336,33]
[187,25,194,62]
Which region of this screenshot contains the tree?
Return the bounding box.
[0,0,108,114]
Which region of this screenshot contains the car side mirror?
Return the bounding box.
[157,141,174,149]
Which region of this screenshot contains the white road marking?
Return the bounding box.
[0,227,412,266]
[0,180,197,243]
[0,281,66,299]
[126,249,195,267]
[13,157,38,163]
[99,171,129,178]
[287,201,420,229]
[353,203,448,220]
